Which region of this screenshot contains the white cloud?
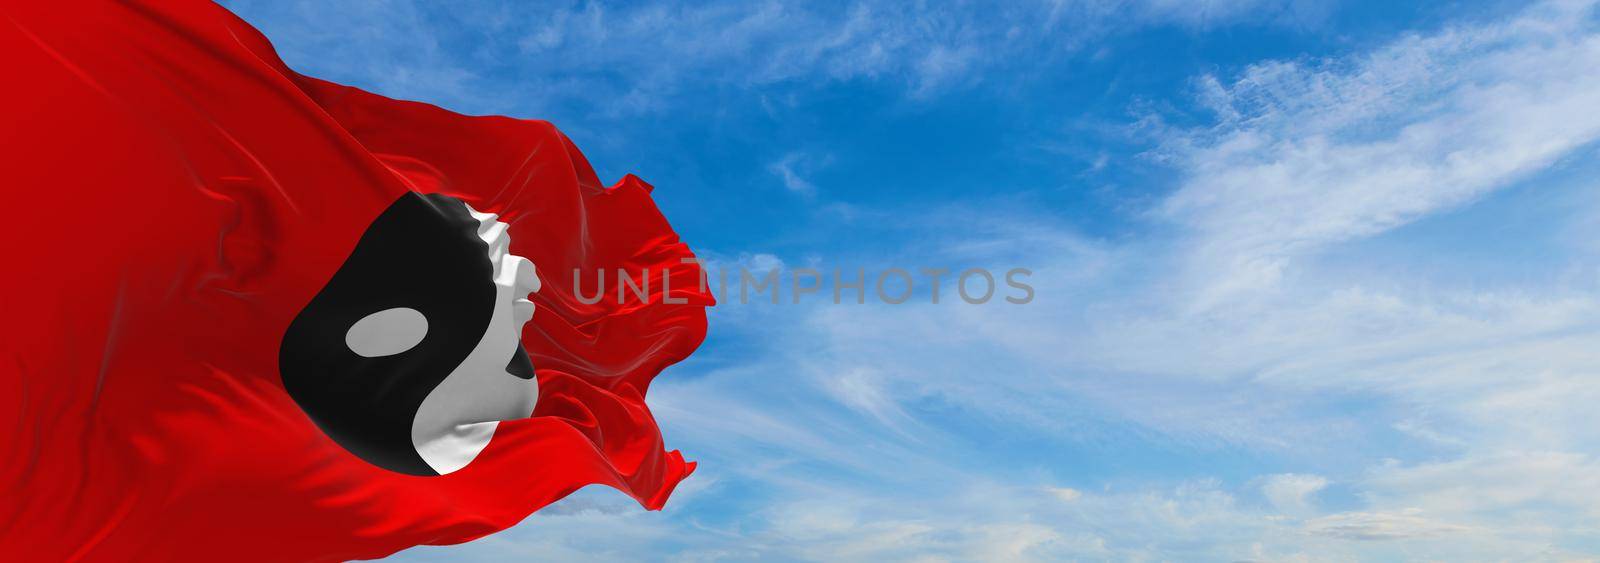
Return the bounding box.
[670,3,1600,558]
[1360,452,1600,521]
[767,152,819,197]
[1046,486,1083,502]
[1303,509,1472,541]
[1157,0,1600,302]
[1047,0,1329,35]
[232,0,1327,121]
[1260,473,1328,515]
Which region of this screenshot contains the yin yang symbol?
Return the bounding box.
[280,192,541,476]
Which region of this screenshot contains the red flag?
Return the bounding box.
[0,1,711,560]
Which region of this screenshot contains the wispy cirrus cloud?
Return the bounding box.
[1154,0,1600,302]
[227,0,1324,119]
[1261,473,1328,515]
[766,152,821,198]
[629,1,1600,558]
[1303,509,1474,542]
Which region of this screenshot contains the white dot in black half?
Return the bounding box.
[280,192,542,476]
[345,307,429,358]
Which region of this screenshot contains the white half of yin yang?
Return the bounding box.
[343,201,542,475]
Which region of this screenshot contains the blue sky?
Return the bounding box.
[226,0,1600,560]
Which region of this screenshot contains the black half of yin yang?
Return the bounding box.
[280,192,533,476]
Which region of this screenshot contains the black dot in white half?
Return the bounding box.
[280,192,542,476]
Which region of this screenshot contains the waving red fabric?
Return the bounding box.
[0,1,711,560]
